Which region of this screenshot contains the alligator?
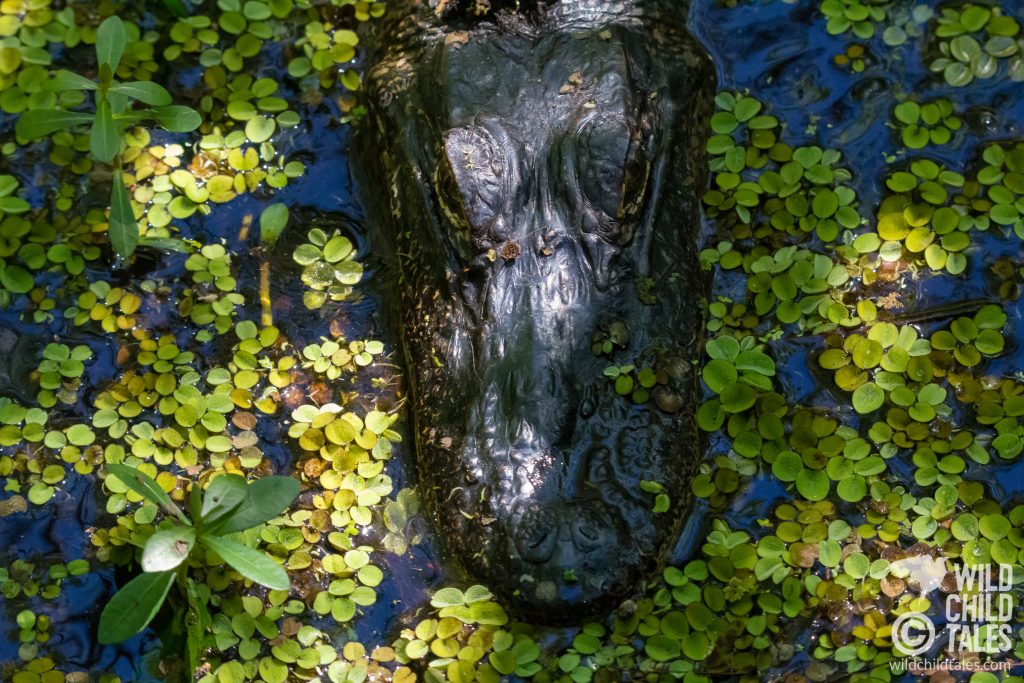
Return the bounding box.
[355,0,715,618]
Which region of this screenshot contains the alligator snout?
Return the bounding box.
[513,498,630,584]
[449,295,690,614]
[441,392,689,616]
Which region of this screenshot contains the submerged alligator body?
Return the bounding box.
[356,0,715,617]
[0,327,40,405]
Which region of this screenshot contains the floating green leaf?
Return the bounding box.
[259,204,289,246]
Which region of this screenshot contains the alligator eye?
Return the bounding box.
[434,127,504,236]
[577,117,650,241]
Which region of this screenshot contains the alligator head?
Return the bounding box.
[357,0,714,618]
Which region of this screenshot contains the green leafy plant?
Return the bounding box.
[820,0,888,39]
[929,5,1024,86]
[292,227,364,309]
[590,320,630,356]
[257,203,290,326]
[603,363,659,403]
[259,203,290,247]
[97,464,299,646]
[15,16,200,258]
[892,98,961,149]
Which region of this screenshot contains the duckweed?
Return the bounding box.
[0,0,421,680]
[930,4,1024,86]
[293,227,364,309]
[302,338,385,379]
[182,243,245,338]
[892,98,962,149]
[690,73,1024,680]
[705,92,862,243]
[603,363,658,403]
[820,0,889,39]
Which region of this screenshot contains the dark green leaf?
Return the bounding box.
[97,570,175,643]
[189,482,202,522]
[141,526,196,572]
[153,106,202,132]
[216,476,300,535]
[111,81,173,106]
[107,464,187,523]
[0,265,34,294]
[148,105,202,132]
[109,178,138,258]
[161,0,189,16]
[90,100,120,163]
[259,204,289,246]
[137,236,194,253]
[185,579,212,676]
[0,197,28,213]
[116,106,201,132]
[200,535,290,590]
[46,70,97,92]
[108,90,130,116]
[200,474,247,529]
[96,16,127,69]
[15,109,93,139]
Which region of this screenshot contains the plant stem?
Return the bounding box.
[260,259,272,327]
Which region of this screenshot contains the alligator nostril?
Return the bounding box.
[579,397,595,418]
[570,515,605,551]
[515,511,558,563]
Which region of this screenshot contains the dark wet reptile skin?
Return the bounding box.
[355,0,715,618]
[0,327,39,405]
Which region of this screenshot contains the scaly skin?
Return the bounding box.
[0,327,40,405]
[355,0,714,619]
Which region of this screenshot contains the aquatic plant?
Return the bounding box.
[892,98,961,149]
[704,92,862,243]
[301,338,385,379]
[603,363,659,403]
[97,464,298,649]
[692,79,1024,680]
[832,42,870,72]
[820,1,933,48]
[929,4,1024,86]
[819,0,889,39]
[14,16,200,257]
[590,320,630,356]
[293,227,364,309]
[181,243,244,339]
[258,204,289,247]
[392,586,544,681]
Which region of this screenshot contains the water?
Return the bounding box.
[3,0,1024,681]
